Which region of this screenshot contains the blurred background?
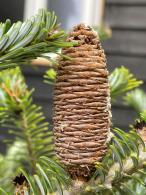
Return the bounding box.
[0,0,146,151]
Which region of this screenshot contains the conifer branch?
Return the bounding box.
[109,66,142,100]
[124,89,146,113]
[0,67,54,174]
[82,128,146,194]
[0,141,27,192]
[0,9,75,69]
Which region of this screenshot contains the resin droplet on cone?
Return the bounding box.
[53,24,111,180]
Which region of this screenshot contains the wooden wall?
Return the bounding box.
[102,0,146,129]
[0,0,24,22]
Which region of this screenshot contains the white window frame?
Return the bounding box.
[81,0,105,26]
[24,0,104,27]
[24,0,48,19]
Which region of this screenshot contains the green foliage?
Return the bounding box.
[93,25,112,41]
[125,89,146,114]
[0,141,27,192]
[0,156,70,195]
[0,67,54,175]
[20,156,70,195]
[0,67,69,194]
[44,68,57,85]
[0,188,9,195]
[109,66,142,100]
[0,9,74,69]
[84,128,146,194]
[141,111,146,122]
[13,127,146,195]
[126,171,146,195]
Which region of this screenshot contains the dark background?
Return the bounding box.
[103,0,146,129]
[0,0,146,151]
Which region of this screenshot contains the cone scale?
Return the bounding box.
[53,24,111,180]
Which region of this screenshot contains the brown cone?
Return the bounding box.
[53,24,111,180]
[13,174,28,195]
[134,120,146,142]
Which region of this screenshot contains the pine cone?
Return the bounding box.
[134,120,146,142]
[53,24,111,180]
[13,174,28,195]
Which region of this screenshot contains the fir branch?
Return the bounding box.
[82,128,146,194]
[0,67,54,173]
[44,68,57,85]
[109,66,142,101]
[124,89,146,114]
[0,9,75,69]
[0,141,27,193]
[93,25,112,41]
[17,156,70,195]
